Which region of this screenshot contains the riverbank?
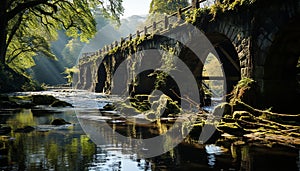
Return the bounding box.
[0,88,299,170]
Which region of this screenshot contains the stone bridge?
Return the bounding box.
[75,0,300,113]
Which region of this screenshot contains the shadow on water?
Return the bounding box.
[0,90,299,171]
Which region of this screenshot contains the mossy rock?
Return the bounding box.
[232,111,253,119]
[14,126,35,133]
[221,115,236,123]
[231,101,261,116]
[50,118,71,125]
[103,103,116,111]
[51,100,73,107]
[217,122,246,137]
[32,95,57,105]
[19,102,36,109]
[229,77,257,106]
[212,102,232,116]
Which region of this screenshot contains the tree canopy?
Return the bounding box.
[149,0,189,14]
[0,0,123,73]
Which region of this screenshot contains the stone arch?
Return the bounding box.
[95,62,107,93]
[205,32,241,95]
[179,32,241,103]
[262,16,300,113]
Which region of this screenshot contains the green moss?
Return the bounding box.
[210,0,256,18]
[9,95,32,102]
[185,0,256,23]
[232,111,252,119]
[229,77,255,104]
[64,67,79,84]
[185,7,210,24]
[32,95,58,105]
[217,122,246,136]
[212,102,232,116]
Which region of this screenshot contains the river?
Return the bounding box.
[0,88,299,171]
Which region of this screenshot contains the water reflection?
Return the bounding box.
[1,109,96,170]
[0,90,299,170]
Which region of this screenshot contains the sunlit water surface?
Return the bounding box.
[0,89,299,171]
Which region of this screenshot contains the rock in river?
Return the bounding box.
[51,100,73,107]
[32,95,58,105]
[14,126,35,133]
[50,118,71,126]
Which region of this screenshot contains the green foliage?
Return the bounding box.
[210,0,256,18]
[149,0,189,14]
[0,0,123,90]
[185,7,210,24]
[185,0,256,23]
[62,38,85,67]
[229,77,255,103]
[0,64,41,92]
[64,66,79,84]
[150,46,178,89]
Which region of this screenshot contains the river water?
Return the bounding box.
[0,88,299,171]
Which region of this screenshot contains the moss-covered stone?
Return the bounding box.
[32,95,57,105]
[217,122,247,136]
[102,103,116,111]
[212,102,232,116]
[229,78,258,107]
[50,118,71,125]
[232,111,252,119]
[51,100,73,107]
[14,126,35,133]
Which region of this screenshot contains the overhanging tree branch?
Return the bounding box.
[7,0,58,20]
[6,12,24,50]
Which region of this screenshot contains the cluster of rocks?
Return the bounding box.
[0,94,73,109]
[211,101,300,148]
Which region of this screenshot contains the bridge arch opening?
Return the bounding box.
[177,32,241,106]
[96,62,107,93]
[205,32,241,97]
[202,52,225,98]
[262,17,300,113]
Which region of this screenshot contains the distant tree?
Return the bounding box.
[149,0,189,14]
[0,0,123,73]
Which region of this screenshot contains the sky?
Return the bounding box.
[120,0,213,18]
[121,0,152,18]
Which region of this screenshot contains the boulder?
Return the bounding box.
[14,126,35,133]
[103,103,116,111]
[50,118,71,125]
[51,100,73,107]
[32,95,57,105]
[212,102,232,116]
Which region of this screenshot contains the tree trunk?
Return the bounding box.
[0,0,8,66]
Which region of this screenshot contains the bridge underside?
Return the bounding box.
[260,18,300,113]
